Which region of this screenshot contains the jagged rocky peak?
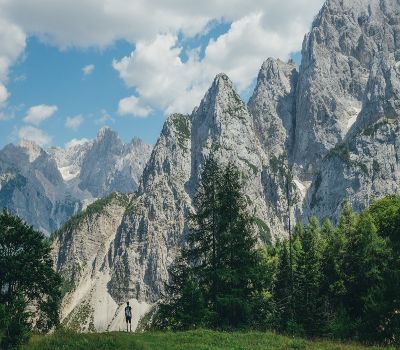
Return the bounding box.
[95,126,123,149]
[78,126,152,197]
[248,58,298,158]
[190,72,260,184]
[193,73,245,123]
[19,139,45,162]
[0,127,152,234]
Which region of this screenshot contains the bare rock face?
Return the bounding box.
[107,73,297,306]
[0,141,81,235]
[294,0,400,178]
[248,58,298,158]
[300,0,400,220]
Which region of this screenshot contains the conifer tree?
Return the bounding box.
[273,242,291,331]
[293,217,323,336]
[156,158,271,330]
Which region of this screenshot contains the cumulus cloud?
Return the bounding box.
[0,0,323,48]
[23,104,58,125]
[0,83,9,105]
[112,6,323,115]
[118,95,152,118]
[65,114,83,130]
[65,138,89,149]
[95,109,115,125]
[18,125,52,147]
[0,17,26,105]
[82,64,94,76]
[0,17,26,80]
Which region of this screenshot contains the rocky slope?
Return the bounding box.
[52,0,400,332]
[51,193,151,332]
[0,129,152,234]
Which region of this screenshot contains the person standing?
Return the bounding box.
[125,301,132,332]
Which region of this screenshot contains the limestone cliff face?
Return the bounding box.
[294,0,400,178]
[300,0,400,220]
[78,128,152,198]
[248,58,298,158]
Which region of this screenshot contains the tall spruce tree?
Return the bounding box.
[368,196,400,343]
[293,217,324,336]
[273,242,291,331]
[346,212,389,340]
[152,253,207,330]
[212,163,266,328]
[156,158,271,330]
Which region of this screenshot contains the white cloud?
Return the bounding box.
[24,104,58,125]
[65,138,89,149]
[95,109,115,125]
[0,17,26,81]
[65,114,83,130]
[0,17,26,105]
[18,125,52,147]
[0,0,323,48]
[0,83,9,104]
[118,95,152,118]
[0,112,12,121]
[82,64,94,76]
[112,6,323,115]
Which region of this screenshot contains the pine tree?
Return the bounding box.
[273,242,291,331]
[368,196,400,344]
[344,212,388,339]
[156,159,272,330]
[293,217,324,336]
[153,253,207,330]
[186,156,222,313]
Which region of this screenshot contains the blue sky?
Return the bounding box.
[0,0,323,149]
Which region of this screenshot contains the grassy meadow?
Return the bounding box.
[22,329,394,350]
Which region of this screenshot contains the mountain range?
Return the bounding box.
[0,128,152,234]
[5,0,400,333]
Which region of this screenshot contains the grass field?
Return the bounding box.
[22,329,394,350]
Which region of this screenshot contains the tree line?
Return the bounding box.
[152,158,400,346]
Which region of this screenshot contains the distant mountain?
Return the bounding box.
[52,0,400,332]
[0,128,152,234]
